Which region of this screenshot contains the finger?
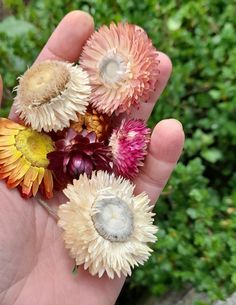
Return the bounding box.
[129,52,172,121]
[76,268,125,305]
[36,10,94,63]
[134,119,185,204]
[9,11,94,121]
[0,75,3,107]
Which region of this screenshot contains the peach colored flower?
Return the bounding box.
[80,22,160,116]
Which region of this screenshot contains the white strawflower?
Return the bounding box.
[15,60,91,132]
[58,171,158,279]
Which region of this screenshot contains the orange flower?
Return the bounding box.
[71,106,111,141]
[0,118,54,199]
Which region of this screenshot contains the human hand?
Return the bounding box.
[0,11,184,305]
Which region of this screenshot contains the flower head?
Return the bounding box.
[58,171,158,279]
[109,119,150,179]
[0,118,54,199]
[48,129,112,187]
[71,106,111,141]
[15,60,91,132]
[80,22,160,115]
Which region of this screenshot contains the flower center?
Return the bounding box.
[91,195,134,242]
[20,61,70,106]
[15,129,54,167]
[99,50,129,85]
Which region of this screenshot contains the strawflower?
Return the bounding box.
[0,118,54,199]
[80,22,160,115]
[48,129,112,187]
[58,171,158,279]
[71,106,110,141]
[15,60,91,132]
[109,119,150,179]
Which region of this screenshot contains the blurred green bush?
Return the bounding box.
[1,0,236,303]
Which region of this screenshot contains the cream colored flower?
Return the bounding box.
[15,60,91,132]
[58,171,158,279]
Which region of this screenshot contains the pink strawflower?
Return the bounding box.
[109,119,151,179]
[80,23,160,116]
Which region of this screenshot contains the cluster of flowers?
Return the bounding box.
[0,23,160,278]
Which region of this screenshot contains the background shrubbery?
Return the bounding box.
[1,0,236,304]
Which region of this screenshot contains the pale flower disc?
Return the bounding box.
[14,60,91,132]
[58,171,158,279]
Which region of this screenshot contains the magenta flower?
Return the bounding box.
[109,119,151,179]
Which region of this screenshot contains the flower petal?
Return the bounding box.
[0,128,19,136]
[0,135,16,146]
[0,150,22,166]
[22,166,39,189]
[8,158,31,182]
[43,169,53,199]
[0,118,25,130]
[0,146,18,159]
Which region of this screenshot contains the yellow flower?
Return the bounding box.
[0,118,54,199]
[58,171,158,279]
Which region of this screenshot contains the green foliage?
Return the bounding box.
[133,159,236,301]
[1,0,236,302]
[0,15,36,37]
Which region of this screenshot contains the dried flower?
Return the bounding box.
[15,60,91,132]
[71,106,110,141]
[70,114,85,134]
[58,171,158,279]
[80,22,160,115]
[0,118,54,199]
[109,119,150,179]
[47,129,112,187]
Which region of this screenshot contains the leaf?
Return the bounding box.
[231,273,236,284]
[0,16,36,37]
[201,148,223,163]
[167,16,182,31]
[209,89,221,100]
[187,208,198,219]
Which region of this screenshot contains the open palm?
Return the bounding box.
[0,11,184,305]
